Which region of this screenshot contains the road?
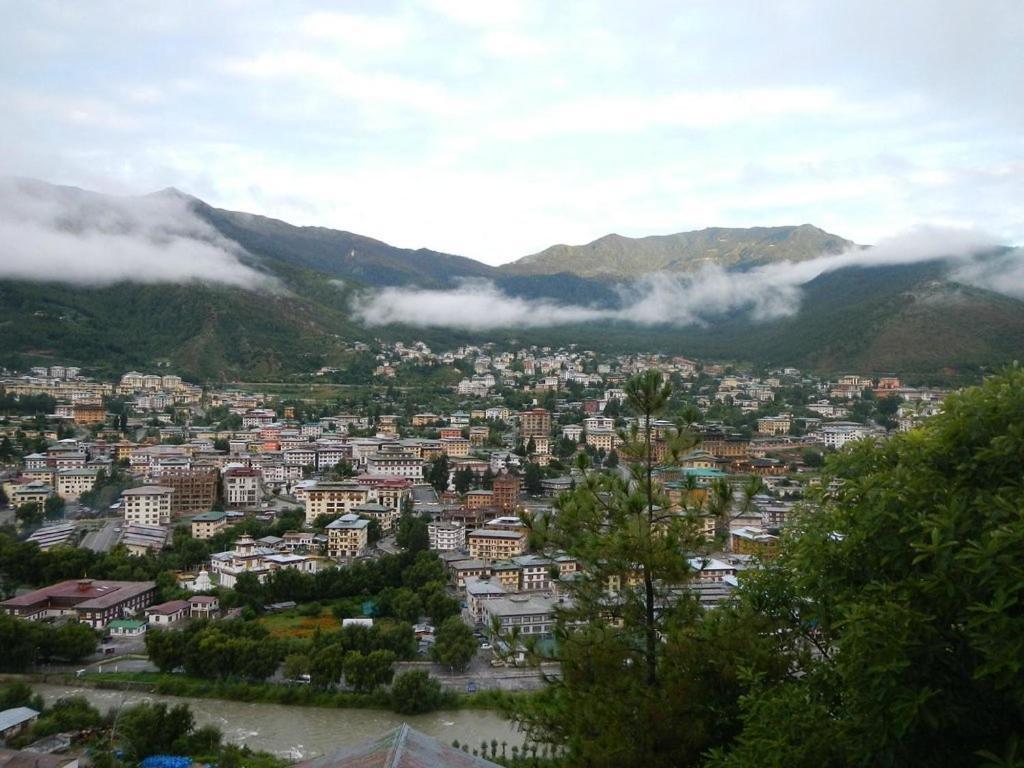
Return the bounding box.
[81,518,122,552]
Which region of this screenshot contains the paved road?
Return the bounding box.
[81,518,122,553]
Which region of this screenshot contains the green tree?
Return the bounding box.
[390,670,445,715]
[15,502,43,527]
[43,495,65,520]
[51,622,97,661]
[344,649,396,693]
[522,462,543,495]
[712,367,1024,768]
[388,587,423,624]
[453,466,474,495]
[116,701,195,761]
[426,454,450,494]
[431,615,477,672]
[146,629,187,673]
[309,643,347,689]
[508,370,706,768]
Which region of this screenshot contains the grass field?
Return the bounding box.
[258,607,340,638]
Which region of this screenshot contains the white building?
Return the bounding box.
[122,486,173,526]
[428,521,466,552]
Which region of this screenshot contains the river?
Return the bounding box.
[34,683,522,760]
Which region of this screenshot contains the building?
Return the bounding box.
[468,528,528,562]
[187,594,219,619]
[11,481,54,508]
[304,482,375,525]
[731,526,780,557]
[491,473,521,514]
[482,594,561,639]
[427,520,466,552]
[326,514,369,558]
[55,468,98,500]
[465,490,494,509]
[756,415,792,435]
[121,524,170,556]
[0,708,40,743]
[350,502,398,534]
[518,408,551,439]
[465,576,507,623]
[145,599,189,626]
[108,619,147,638]
[210,534,319,588]
[191,510,229,540]
[122,486,173,526]
[585,429,619,452]
[365,452,423,480]
[0,578,156,629]
[72,404,106,425]
[223,467,262,508]
[153,469,218,515]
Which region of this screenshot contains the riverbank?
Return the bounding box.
[0,670,523,712]
[23,682,523,759]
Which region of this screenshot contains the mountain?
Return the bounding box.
[193,200,498,288]
[0,178,1021,380]
[502,225,853,279]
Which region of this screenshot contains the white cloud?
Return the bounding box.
[353,227,1013,329]
[0,178,273,288]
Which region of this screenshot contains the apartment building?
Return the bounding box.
[152,468,218,514]
[56,468,98,500]
[326,514,369,558]
[518,408,551,439]
[191,510,229,540]
[223,467,262,508]
[428,520,466,552]
[491,473,521,513]
[468,528,528,561]
[122,485,173,526]
[304,482,375,524]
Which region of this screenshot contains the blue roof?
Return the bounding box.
[0,706,40,731]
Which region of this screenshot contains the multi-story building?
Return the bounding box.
[56,468,98,500]
[518,408,551,439]
[756,415,792,435]
[0,578,157,630]
[122,485,173,526]
[223,467,262,508]
[491,473,521,513]
[303,482,375,524]
[465,490,494,509]
[428,521,466,552]
[350,502,399,534]
[365,452,423,480]
[585,429,619,452]
[468,529,528,562]
[152,468,218,515]
[191,510,229,540]
[326,514,369,558]
[482,594,560,639]
[210,534,319,588]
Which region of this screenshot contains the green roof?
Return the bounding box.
[108,619,147,630]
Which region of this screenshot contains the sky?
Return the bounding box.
[1,0,1021,266]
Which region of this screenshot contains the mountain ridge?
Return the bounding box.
[502,224,854,279]
[1,178,1022,379]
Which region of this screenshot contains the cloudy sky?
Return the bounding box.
[1,0,1021,265]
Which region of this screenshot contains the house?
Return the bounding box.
[187,594,219,619]
[0,708,40,742]
[145,599,189,626]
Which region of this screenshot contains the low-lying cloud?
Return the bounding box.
[0,178,273,288]
[354,227,1015,329]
